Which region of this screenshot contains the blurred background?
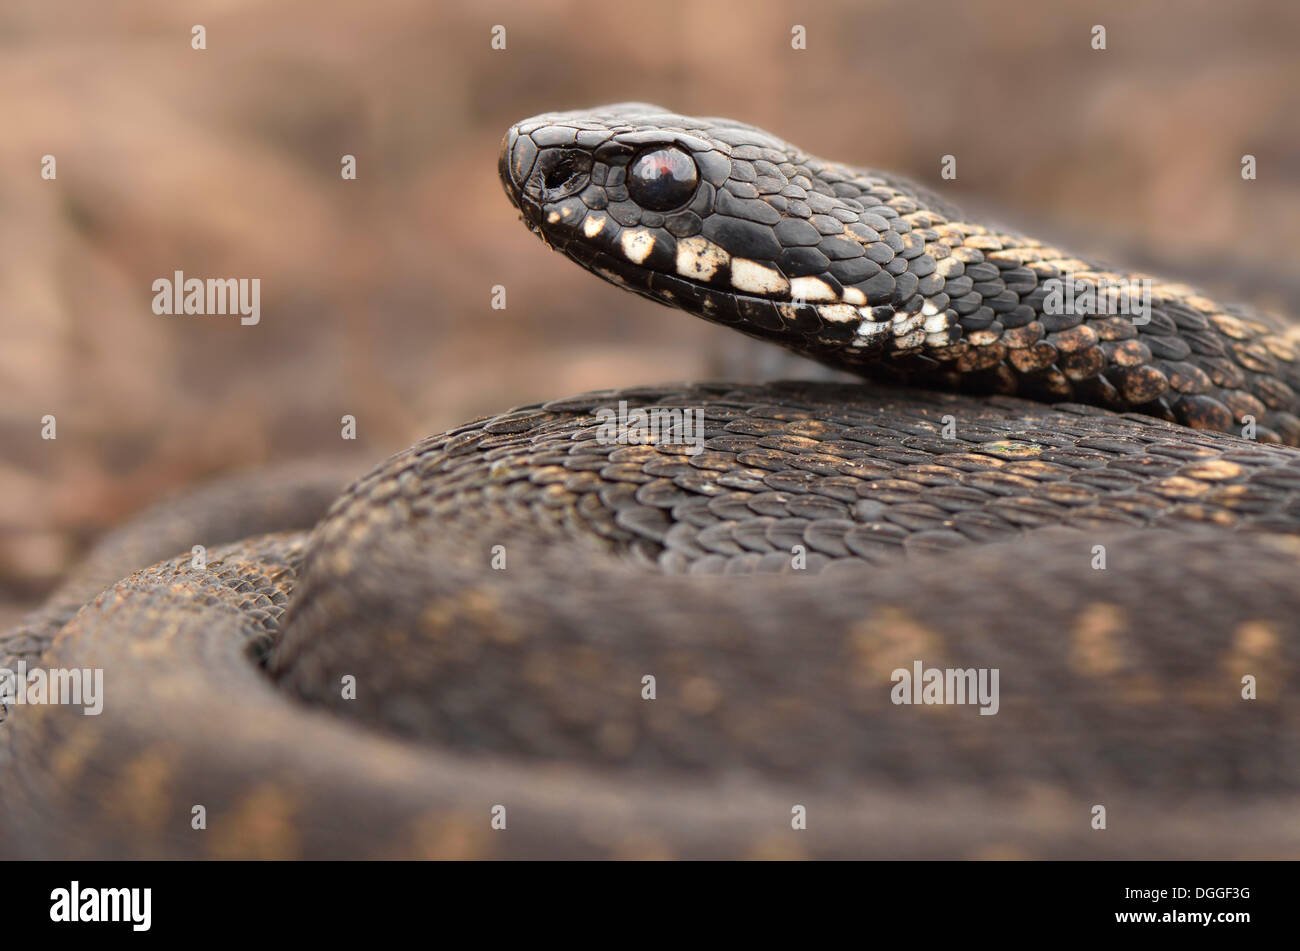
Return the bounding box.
[2,0,1298,622]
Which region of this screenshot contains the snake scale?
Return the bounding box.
[4,105,1300,859]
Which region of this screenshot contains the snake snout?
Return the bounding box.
[499,125,593,225]
[498,127,533,215]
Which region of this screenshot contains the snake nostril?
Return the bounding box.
[544,158,577,191]
[533,149,592,201]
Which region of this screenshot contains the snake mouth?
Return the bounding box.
[515,212,559,252]
[500,174,911,357]
[500,177,551,250]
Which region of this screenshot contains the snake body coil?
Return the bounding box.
[3,106,1300,859]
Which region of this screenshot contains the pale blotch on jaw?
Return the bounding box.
[545,204,577,225]
[583,215,607,239]
[893,312,924,335]
[775,302,800,323]
[620,229,656,264]
[675,235,730,281]
[855,318,890,339]
[843,287,867,306]
[789,276,837,302]
[818,304,860,324]
[923,313,951,334]
[730,258,789,295]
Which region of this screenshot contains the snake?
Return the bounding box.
[4,104,1300,859]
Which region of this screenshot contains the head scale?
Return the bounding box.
[499,104,962,366]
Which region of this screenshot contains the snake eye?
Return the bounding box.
[627,147,699,211]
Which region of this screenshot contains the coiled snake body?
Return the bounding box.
[4,105,1300,859]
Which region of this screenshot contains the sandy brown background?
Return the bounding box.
[2,0,1298,620]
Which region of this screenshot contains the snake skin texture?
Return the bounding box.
[2,107,1299,859]
[501,104,1300,443]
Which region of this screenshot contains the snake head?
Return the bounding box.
[500,103,964,361]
